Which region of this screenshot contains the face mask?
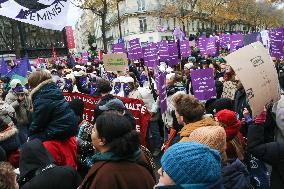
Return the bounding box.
[113,83,121,94]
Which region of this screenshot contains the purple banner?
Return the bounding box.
[180,40,191,58]
[155,69,167,114]
[219,34,230,48]
[112,43,126,53]
[158,40,170,62]
[269,28,284,59]
[81,52,89,64]
[230,34,244,53]
[144,43,158,68]
[191,68,217,101]
[128,38,143,60]
[168,40,180,66]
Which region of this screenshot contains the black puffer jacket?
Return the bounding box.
[248,125,284,189]
[19,139,81,189]
[29,79,78,141]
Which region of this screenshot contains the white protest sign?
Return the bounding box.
[0,0,70,30]
[225,41,280,117]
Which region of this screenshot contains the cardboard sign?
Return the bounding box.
[103,53,128,71]
[225,42,280,116]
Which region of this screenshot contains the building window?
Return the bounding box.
[139,17,147,33]
[137,0,146,11]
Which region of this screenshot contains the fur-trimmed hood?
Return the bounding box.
[0,126,18,142]
[29,79,54,101]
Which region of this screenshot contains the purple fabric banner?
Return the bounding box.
[191,68,217,101]
[81,52,89,64]
[230,34,244,53]
[112,43,126,53]
[269,28,284,59]
[158,40,170,62]
[180,39,191,58]
[197,35,208,56]
[128,38,143,60]
[168,40,180,66]
[144,43,158,68]
[155,69,167,114]
[219,34,230,48]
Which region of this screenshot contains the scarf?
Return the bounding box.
[84,149,141,168]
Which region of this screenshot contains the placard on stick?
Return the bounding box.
[103,53,128,71]
[225,41,280,117]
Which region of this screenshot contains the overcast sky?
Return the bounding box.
[67,3,83,28]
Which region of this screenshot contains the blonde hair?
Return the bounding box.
[28,70,52,89]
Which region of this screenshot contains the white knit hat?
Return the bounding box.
[10,79,22,89]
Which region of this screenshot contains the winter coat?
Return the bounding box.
[234,89,251,120]
[5,90,30,125]
[79,150,155,189]
[222,159,250,189]
[77,120,95,168]
[248,125,284,189]
[43,136,78,170]
[272,95,284,143]
[29,79,78,141]
[19,139,81,189]
[180,117,217,142]
[0,124,20,154]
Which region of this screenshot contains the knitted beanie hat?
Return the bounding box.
[216,109,239,127]
[161,142,221,185]
[188,126,226,153]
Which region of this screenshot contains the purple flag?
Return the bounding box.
[0,56,8,75]
[112,43,126,53]
[158,40,170,62]
[219,34,230,48]
[180,40,191,58]
[6,55,31,78]
[173,26,185,41]
[128,38,143,60]
[82,52,89,64]
[269,28,284,59]
[230,34,244,53]
[168,40,180,66]
[191,68,217,101]
[155,68,167,114]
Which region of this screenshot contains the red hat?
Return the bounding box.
[216,109,239,128]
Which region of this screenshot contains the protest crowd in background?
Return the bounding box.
[1,28,284,189]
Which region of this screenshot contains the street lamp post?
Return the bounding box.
[116,0,123,41]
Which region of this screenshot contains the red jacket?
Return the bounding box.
[43,137,77,170]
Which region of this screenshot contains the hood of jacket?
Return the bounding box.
[222,159,250,188]
[180,117,217,141]
[19,139,55,180]
[29,79,63,103]
[0,126,18,142]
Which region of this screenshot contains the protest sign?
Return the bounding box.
[220,34,230,48]
[128,38,143,60]
[230,34,244,53]
[269,28,284,59]
[180,40,191,58]
[244,32,261,46]
[168,40,180,66]
[206,37,218,56]
[225,41,280,117]
[81,52,88,64]
[144,43,158,68]
[103,53,128,71]
[158,40,170,62]
[155,69,167,114]
[112,43,126,53]
[191,68,217,101]
[64,92,152,146]
[197,35,207,56]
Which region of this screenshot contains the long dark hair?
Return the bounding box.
[96,112,140,157]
